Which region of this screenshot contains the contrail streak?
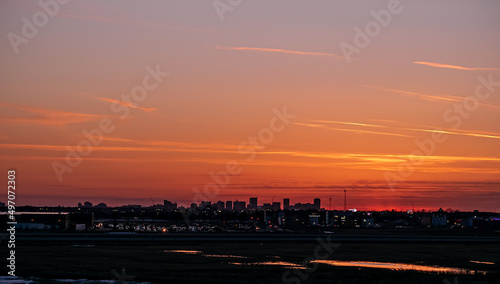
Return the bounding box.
[216,46,344,59]
[413,61,499,71]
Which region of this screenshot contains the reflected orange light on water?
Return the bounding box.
[229,261,306,270]
[469,260,495,265]
[202,254,248,259]
[163,250,201,254]
[312,260,488,275]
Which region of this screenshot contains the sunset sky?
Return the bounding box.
[1,0,499,211]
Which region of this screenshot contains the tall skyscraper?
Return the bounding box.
[234,201,246,211]
[226,200,233,211]
[283,198,290,210]
[249,197,258,210]
[314,198,321,210]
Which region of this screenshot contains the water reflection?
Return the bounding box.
[163,250,201,254]
[163,250,490,275]
[469,260,495,265]
[202,254,248,258]
[229,261,306,269]
[164,250,248,259]
[312,260,488,275]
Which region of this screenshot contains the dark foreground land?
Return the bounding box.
[1,240,500,284]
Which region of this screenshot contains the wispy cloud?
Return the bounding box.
[215,46,344,60]
[413,61,499,71]
[297,119,500,141]
[293,122,325,128]
[365,86,500,111]
[97,97,157,112]
[2,139,500,175]
[2,141,500,164]
[404,127,500,140]
[366,86,462,103]
[230,180,500,192]
[314,120,385,128]
[295,122,413,138]
[100,136,240,150]
[0,102,106,126]
[0,155,138,162]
